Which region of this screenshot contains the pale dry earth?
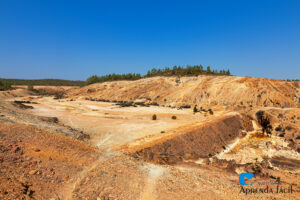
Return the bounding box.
[69,75,300,108]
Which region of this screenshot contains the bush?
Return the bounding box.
[53,91,65,99]
[193,105,198,113]
[27,85,34,91]
[279,133,285,137]
[152,114,157,120]
[0,80,11,90]
[171,115,177,120]
[275,126,282,131]
[286,126,292,130]
[256,110,272,135]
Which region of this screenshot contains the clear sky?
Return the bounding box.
[0,0,299,80]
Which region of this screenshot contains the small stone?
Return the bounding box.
[14,147,21,153]
[29,170,38,175]
[26,156,33,161]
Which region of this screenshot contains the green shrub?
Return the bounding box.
[53,91,66,99]
[193,105,198,113]
[27,85,34,91]
[152,114,157,120]
[171,115,177,120]
[0,80,11,90]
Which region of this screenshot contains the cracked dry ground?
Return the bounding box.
[0,85,300,200]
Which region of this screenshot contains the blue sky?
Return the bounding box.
[0,0,299,80]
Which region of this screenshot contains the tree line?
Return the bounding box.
[86,65,231,85]
[86,73,142,85]
[285,79,299,82]
[146,65,230,77]
[0,78,86,87]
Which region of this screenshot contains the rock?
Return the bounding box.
[14,147,21,153]
[29,170,38,175]
[38,116,59,123]
[29,169,41,175]
[77,133,90,141]
[13,101,34,109]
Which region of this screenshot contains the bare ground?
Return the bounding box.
[0,77,299,200]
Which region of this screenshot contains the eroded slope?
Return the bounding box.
[69,76,300,108]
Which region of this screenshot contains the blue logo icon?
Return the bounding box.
[239,173,254,186]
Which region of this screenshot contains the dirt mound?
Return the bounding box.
[68,76,300,108]
[0,89,31,100]
[122,113,253,164]
[0,120,99,200]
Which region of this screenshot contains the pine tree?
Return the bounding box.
[207,66,211,73]
[226,69,230,75]
[199,65,203,71]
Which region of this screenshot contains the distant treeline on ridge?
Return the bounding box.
[0,78,85,88]
[86,65,231,85]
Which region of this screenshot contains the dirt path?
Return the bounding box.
[140,164,166,200]
[63,157,103,200]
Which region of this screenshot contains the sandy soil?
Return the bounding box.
[28,97,214,148]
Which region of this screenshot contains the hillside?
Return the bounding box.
[69,75,300,108]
